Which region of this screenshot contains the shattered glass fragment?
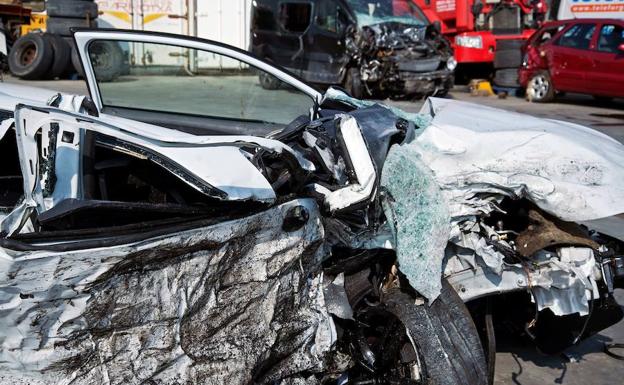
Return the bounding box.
[381,142,450,302]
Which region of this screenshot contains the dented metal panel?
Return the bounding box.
[0,199,332,385]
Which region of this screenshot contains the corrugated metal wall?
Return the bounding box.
[95,0,252,49]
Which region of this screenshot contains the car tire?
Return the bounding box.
[493,68,520,87]
[8,33,54,79]
[45,33,71,79]
[258,72,281,90]
[494,49,523,69]
[46,16,96,37]
[383,281,488,385]
[344,67,364,99]
[593,95,613,103]
[70,43,84,77]
[347,275,488,385]
[88,40,123,82]
[46,0,98,19]
[496,39,524,51]
[526,71,555,102]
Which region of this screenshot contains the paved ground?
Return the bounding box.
[2,76,624,384]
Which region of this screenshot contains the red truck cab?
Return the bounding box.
[411,0,548,85]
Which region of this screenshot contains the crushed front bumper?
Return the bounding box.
[399,69,454,96]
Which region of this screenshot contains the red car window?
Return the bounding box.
[557,23,596,50]
[597,24,624,53]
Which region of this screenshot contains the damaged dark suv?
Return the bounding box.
[250,0,456,98]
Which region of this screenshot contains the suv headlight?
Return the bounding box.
[446,57,457,71]
[455,35,483,49]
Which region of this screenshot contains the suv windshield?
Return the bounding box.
[346,0,428,27]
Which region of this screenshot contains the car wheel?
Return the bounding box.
[45,33,71,79]
[89,40,123,82]
[346,278,488,385]
[344,67,364,99]
[493,49,523,69]
[258,72,281,90]
[8,33,54,79]
[46,16,96,37]
[526,71,555,102]
[70,43,84,78]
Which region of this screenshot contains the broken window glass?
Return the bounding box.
[346,0,428,27]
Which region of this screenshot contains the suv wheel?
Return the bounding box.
[527,71,555,102]
[344,67,364,99]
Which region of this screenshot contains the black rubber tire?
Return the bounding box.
[8,33,54,79]
[258,72,281,90]
[494,49,523,69]
[47,0,98,19]
[89,40,124,82]
[70,43,84,77]
[344,66,364,99]
[496,39,524,51]
[493,68,520,87]
[526,70,555,103]
[45,33,71,79]
[383,281,489,385]
[593,95,613,103]
[46,16,96,37]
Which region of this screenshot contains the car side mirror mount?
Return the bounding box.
[619,43,624,53]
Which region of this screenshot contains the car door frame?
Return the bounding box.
[548,22,597,94]
[587,21,624,98]
[72,29,322,115]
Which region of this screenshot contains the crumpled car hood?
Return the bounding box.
[416,97,624,222]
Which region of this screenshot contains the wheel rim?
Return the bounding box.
[19,44,37,66]
[530,75,550,100]
[337,301,426,384]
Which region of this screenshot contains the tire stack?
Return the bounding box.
[9,0,98,79]
[492,39,524,88]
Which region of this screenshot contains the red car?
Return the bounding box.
[519,19,624,102]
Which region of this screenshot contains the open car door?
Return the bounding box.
[72,29,321,136]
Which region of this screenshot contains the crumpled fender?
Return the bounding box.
[416,97,624,222]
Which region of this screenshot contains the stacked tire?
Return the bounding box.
[9,0,98,79]
[492,39,523,88]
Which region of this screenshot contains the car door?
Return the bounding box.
[0,105,327,385]
[72,30,321,137]
[300,0,354,84]
[588,22,624,98]
[549,23,597,93]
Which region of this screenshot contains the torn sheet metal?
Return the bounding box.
[416,97,624,222]
[324,115,377,213]
[446,246,600,316]
[0,199,334,385]
[381,141,450,302]
[14,106,287,211]
[323,88,431,129]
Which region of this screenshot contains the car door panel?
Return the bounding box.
[589,23,624,98]
[549,23,596,93]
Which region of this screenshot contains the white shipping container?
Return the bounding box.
[95,0,252,68]
[557,0,624,20]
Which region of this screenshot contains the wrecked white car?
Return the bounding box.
[0,30,623,385]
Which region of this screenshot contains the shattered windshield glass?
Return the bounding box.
[346,0,428,27]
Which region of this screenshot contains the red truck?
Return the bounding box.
[411,0,548,86]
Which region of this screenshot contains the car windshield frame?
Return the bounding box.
[346,0,429,27]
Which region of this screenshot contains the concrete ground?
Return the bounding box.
[2,76,624,384]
